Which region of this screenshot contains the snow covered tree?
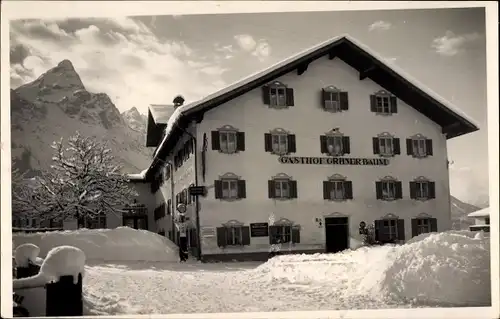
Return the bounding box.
[12,132,138,227]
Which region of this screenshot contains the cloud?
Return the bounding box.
[233,34,271,61]
[431,31,481,57]
[368,20,392,32]
[234,34,257,52]
[10,17,227,113]
[252,41,271,61]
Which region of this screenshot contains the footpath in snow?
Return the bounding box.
[12,227,491,315]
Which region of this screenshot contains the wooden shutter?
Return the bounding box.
[214,180,223,199]
[411,219,418,238]
[375,181,383,199]
[264,133,273,152]
[320,135,328,154]
[237,180,246,199]
[390,96,398,113]
[393,138,401,155]
[372,137,380,154]
[287,134,296,153]
[211,131,220,150]
[370,95,377,112]
[374,219,384,242]
[236,132,245,151]
[409,181,417,199]
[289,180,298,198]
[323,181,330,200]
[342,136,350,154]
[428,181,436,199]
[268,180,275,199]
[395,181,403,199]
[262,86,271,105]
[397,219,405,241]
[406,138,413,156]
[321,89,328,108]
[292,227,300,244]
[344,181,353,199]
[339,91,349,110]
[430,218,438,232]
[285,88,295,106]
[269,225,279,244]
[426,139,433,156]
[241,226,251,245]
[216,227,227,248]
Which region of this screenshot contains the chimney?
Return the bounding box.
[173,95,185,108]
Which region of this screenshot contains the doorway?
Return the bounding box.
[324,216,349,253]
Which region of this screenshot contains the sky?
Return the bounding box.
[9,7,489,205]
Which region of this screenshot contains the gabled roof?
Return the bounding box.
[146,104,176,147]
[467,207,490,218]
[142,34,480,180]
[149,104,175,124]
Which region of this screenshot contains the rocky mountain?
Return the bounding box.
[122,107,147,133]
[450,196,481,230]
[11,59,152,176]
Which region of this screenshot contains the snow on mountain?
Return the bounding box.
[450,196,481,230]
[122,107,147,133]
[11,59,152,176]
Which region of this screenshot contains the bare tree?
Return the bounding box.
[12,132,138,227]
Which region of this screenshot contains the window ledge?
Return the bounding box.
[378,153,395,158]
[219,197,243,202]
[374,112,394,116]
[218,150,240,155]
[380,198,398,202]
[269,105,291,110]
[272,197,294,201]
[327,198,348,202]
[323,108,343,113]
[412,154,429,159]
[271,151,290,156]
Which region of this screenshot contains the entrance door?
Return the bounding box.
[324,217,349,253]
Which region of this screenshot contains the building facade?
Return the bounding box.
[467,207,490,232]
[128,35,479,262]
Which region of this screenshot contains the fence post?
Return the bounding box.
[45,273,83,317]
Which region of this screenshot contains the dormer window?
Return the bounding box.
[262,81,294,109]
[373,132,400,157]
[320,129,350,156]
[211,125,245,154]
[264,128,297,155]
[322,86,349,112]
[370,90,397,115]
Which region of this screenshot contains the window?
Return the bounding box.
[370,91,397,115]
[384,219,398,240]
[376,178,403,200]
[325,91,340,111]
[264,129,296,155]
[275,225,291,243]
[262,82,294,108]
[214,173,247,200]
[411,217,437,237]
[322,86,349,112]
[216,223,250,247]
[407,135,433,157]
[85,213,107,229]
[323,176,353,201]
[268,174,298,199]
[410,178,436,200]
[211,126,245,154]
[272,134,288,154]
[320,131,351,155]
[269,224,301,245]
[375,217,404,243]
[373,134,400,156]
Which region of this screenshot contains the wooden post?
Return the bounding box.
[45,273,83,317]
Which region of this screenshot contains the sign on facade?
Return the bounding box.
[200,227,216,238]
[278,156,389,166]
[250,223,269,237]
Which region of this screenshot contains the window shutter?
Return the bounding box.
[344,181,353,199]
[397,219,405,241]
[236,132,245,151]
[426,139,433,156]
[430,218,438,232]
[287,134,297,153]
[214,180,223,199]
[428,181,436,199]
[292,227,301,244]
[393,138,401,155]
[342,136,351,154]
[264,133,273,152]
[390,96,398,113]
[370,95,377,112]
[289,180,298,198]
[406,138,413,156]
[321,89,328,108]
[268,180,275,199]
[409,181,417,199]
[411,219,418,238]
[372,137,380,154]
[241,226,251,245]
[269,225,279,244]
[374,219,384,242]
[395,181,403,199]
[339,91,349,110]
[375,181,383,199]
[237,180,246,199]
[286,88,295,106]
[320,135,328,154]
[323,181,330,200]
[211,131,220,150]
[216,227,227,248]
[262,86,271,105]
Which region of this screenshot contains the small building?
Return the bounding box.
[128,34,479,262]
[467,207,490,232]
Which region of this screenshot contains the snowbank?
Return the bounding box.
[13,227,179,262]
[15,243,41,267]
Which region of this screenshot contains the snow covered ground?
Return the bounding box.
[12,227,491,315]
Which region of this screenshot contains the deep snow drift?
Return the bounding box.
[12,227,179,262]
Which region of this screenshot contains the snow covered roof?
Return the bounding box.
[141,34,480,180]
[467,207,490,218]
[149,104,175,124]
[126,169,148,181]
